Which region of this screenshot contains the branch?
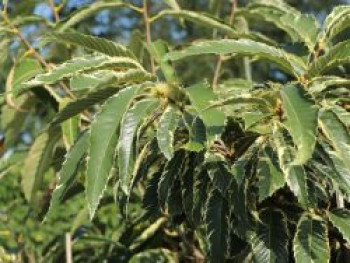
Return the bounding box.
[143,0,155,74]
[212,0,237,90]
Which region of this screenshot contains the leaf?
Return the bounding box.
[50,70,154,126]
[206,153,232,195]
[21,129,60,203]
[143,171,162,219]
[257,149,285,202]
[25,55,143,87]
[308,76,350,94]
[280,85,318,165]
[293,213,330,263]
[193,169,210,225]
[145,40,177,83]
[329,208,350,243]
[186,82,225,141]
[273,125,309,208]
[59,98,79,149]
[47,32,135,58]
[204,188,229,263]
[118,99,159,193]
[323,6,350,41]
[166,39,306,77]
[158,151,185,210]
[244,2,319,50]
[12,58,43,92]
[152,9,238,38]
[250,209,289,263]
[58,1,126,32]
[46,131,89,218]
[163,0,181,10]
[157,105,179,160]
[182,115,207,152]
[319,109,350,172]
[86,86,139,219]
[308,40,350,77]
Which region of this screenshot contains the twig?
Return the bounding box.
[143,0,155,74]
[65,232,73,263]
[48,0,60,23]
[212,0,237,90]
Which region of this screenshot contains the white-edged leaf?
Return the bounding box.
[293,213,330,263]
[86,86,139,219]
[280,85,318,165]
[46,131,89,218]
[324,5,350,41]
[166,39,306,77]
[251,209,289,263]
[118,98,159,193]
[157,105,179,160]
[329,208,350,243]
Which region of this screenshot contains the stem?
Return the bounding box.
[143,0,155,74]
[212,0,237,90]
[49,0,60,23]
[65,232,73,263]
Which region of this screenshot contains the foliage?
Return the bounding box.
[0,0,350,262]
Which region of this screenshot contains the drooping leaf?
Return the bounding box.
[158,151,185,210]
[293,213,330,263]
[59,98,79,149]
[323,5,350,41]
[118,99,159,193]
[308,40,350,77]
[205,188,229,263]
[329,208,350,243]
[46,131,89,218]
[50,70,154,126]
[273,124,309,208]
[280,85,318,165]
[25,55,143,87]
[86,86,139,219]
[157,105,179,160]
[250,209,289,263]
[243,2,319,51]
[257,149,285,202]
[186,82,225,141]
[166,39,307,77]
[21,129,60,203]
[206,153,232,195]
[319,109,350,171]
[46,32,135,58]
[58,1,127,32]
[308,76,350,94]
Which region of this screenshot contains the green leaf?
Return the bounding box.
[323,6,350,41]
[244,2,319,51]
[59,98,79,149]
[12,58,43,92]
[205,188,229,263]
[50,70,154,126]
[250,209,289,263]
[319,109,350,172]
[309,40,350,77]
[166,39,306,77]
[280,85,318,165]
[145,40,177,83]
[25,55,143,87]
[187,82,225,141]
[182,115,206,152]
[273,125,309,208]
[257,149,285,202]
[329,209,350,243]
[58,1,126,32]
[152,9,238,38]
[157,105,179,160]
[206,153,232,195]
[118,99,159,193]
[293,213,330,263]
[46,131,89,218]
[47,32,135,58]
[21,129,60,203]
[158,151,185,210]
[86,86,139,219]
[308,76,350,94]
